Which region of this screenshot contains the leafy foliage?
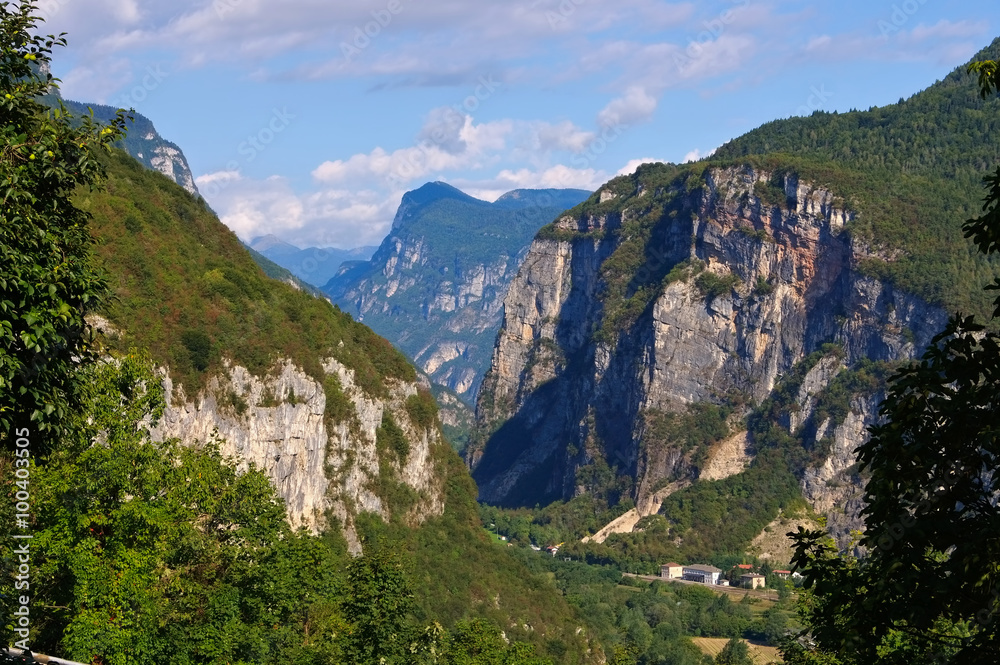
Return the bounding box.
[0,1,126,450]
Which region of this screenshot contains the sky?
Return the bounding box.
[40,0,1000,249]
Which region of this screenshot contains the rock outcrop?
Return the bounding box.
[471,164,947,536]
[62,100,200,196]
[152,357,447,554]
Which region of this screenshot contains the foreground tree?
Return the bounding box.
[787,60,1000,665]
[0,0,127,451]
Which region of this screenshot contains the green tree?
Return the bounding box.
[715,638,753,665]
[787,59,1000,665]
[0,0,128,451]
[437,618,551,665]
[342,547,419,665]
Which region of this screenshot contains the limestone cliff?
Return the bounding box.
[471,163,947,537]
[62,100,200,196]
[151,356,446,554]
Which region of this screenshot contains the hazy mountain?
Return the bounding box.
[325,182,591,401]
[248,235,377,288]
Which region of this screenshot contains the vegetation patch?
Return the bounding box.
[405,389,440,431]
[377,412,411,465]
[694,271,742,301]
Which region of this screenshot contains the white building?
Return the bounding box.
[682,564,722,584]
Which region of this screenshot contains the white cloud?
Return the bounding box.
[802,19,989,66]
[311,113,514,187]
[536,120,596,153]
[597,86,658,128]
[457,164,604,202]
[195,170,399,248]
[617,158,666,176]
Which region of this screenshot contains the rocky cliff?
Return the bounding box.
[326,183,590,400]
[62,100,200,196]
[149,357,446,554]
[471,163,947,540]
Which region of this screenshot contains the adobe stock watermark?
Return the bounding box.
[534,0,587,30]
[795,85,834,117]
[674,0,751,75]
[37,0,71,20]
[570,121,628,171]
[341,0,413,61]
[214,0,246,19]
[877,0,930,37]
[10,427,33,652]
[109,65,169,110]
[384,75,503,190]
[199,107,296,198]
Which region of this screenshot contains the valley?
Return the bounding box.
[3,4,1000,663]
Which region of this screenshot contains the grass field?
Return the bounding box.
[691,637,783,664]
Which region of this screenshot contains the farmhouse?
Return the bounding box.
[740,573,766,589]
[660,563,683,579]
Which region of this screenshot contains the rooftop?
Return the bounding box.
[684,564,722,573]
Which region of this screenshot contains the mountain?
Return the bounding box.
[78,149,596,662]
[244,243,329,297]
[324,182,591,400]
[469,41,1000,558]
[62,100,200,196]
[248,235,377,288]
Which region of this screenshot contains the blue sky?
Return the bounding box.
[43,0,1000,248]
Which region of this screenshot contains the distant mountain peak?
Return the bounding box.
[392,181,487,229]
[250,234,298,252]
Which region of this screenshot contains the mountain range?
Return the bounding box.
[324,182,591,400]
[25,34,1000,665]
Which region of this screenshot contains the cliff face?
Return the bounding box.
[337,231,517,397]
[151,357,446,554]
[62,100,200,196]
[471,164,947,532]
[325,183,590,400]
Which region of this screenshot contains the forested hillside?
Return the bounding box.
[711,37,1000,318]
[66,149,597,663]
